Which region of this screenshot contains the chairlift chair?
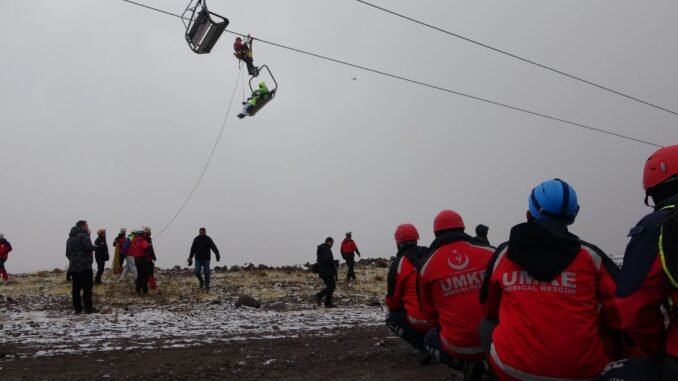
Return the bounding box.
[247,65,278,116]
[182,0,229,54]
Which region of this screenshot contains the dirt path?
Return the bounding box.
[1,326,457,381]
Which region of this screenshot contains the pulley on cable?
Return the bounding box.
[182,0,229,54]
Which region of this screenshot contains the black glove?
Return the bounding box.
[216,255,221,262]
[188,259,193,267]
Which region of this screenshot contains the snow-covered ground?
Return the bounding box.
[0,267,391,360]
[2,303,385,359]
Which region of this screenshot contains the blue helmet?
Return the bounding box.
[528,179,580,225]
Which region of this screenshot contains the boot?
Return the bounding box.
[463,361,485,381]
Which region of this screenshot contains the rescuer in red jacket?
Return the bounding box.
[601,145,678,381]
[482,179,621,381]
[385,223,434,355]
[340,232,361,281]
[419,209,494,378]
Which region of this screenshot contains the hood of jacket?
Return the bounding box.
[507,221,581,282]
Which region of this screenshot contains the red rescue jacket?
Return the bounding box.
[130,237,149,258]
[484,222,620,380]
[419,231,493,360]
[0,243,10,259]
[385,244,434,331]
[340,238,358,255]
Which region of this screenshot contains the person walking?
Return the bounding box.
[188,227,221,291]
[340,232,361,281]
[94,229,109,284]
[0,234,13,281]
[66,220,98,314]
[112,228,126,275]
[315,237,338,308]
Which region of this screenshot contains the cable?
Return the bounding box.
[155,66,243,239]
[121,0,662,148]
[356,0,678,118]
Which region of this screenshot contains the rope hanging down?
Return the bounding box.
[355,0,678,118]
[155,66,243,239]
[121,0,662,148]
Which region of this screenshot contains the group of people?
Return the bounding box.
[64,225,223,314]
[65,222,158,314]
[383,144,678,381]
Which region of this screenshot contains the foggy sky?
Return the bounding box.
[0,0,675,273]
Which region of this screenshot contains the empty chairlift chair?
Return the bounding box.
[182,0,229,54]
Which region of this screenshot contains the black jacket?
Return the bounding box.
[94,236,109,261]
[316,243,336,278]
[66,227,95,273]
[189,235,220,261]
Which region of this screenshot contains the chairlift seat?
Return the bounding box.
[183,1,229,54]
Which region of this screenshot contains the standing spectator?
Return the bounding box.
[112,228,126,275]
[130,229,151,294]
[94,229,109,284]
[119,231,137,281]
[315,237,338,308]
[340,232,361,281]
[0,233,13,281]
[66,220,98,314]
[142,227,157,290]
[188,227,221,291]
[474,224,490,246]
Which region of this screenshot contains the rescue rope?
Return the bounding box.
[155,65,243,239]
[121,0,663,148]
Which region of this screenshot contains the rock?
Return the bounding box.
[374,259,389,268]
[230,265,241,272]
[171,265,182,272]
[235,295,262,308]
[365,298,381,307]
[210,299,222,305]
[257,264,270,270]
[243,263,256,271]
[52,268,64,274]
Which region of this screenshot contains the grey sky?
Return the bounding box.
[0,0,675,273]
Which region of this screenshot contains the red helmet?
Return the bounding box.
[434,209,465,232]
[394,224,419,243]
[643,145,678,191]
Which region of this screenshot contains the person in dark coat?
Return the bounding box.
[188,227,221,290]
[66,220,97,314]
[474,224,490,245]
[315,237,337,308]
[94,229,109,284]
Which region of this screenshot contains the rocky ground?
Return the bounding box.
[0,261,460,380]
